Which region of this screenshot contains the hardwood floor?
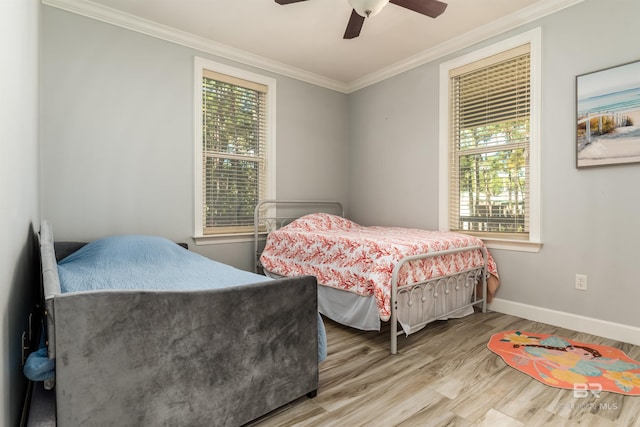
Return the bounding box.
[248,311,640,427]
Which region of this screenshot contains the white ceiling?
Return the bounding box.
[44,0,582,92]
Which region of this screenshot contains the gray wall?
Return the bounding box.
[41,7,349,271]
[18,0,638,422]
[349,65,441,229]
[0,0,41,425]
[40,0,640,332]
[348,0,640,328]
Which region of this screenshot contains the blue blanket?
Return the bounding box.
[57,235,272,292]
[25,235,326,384]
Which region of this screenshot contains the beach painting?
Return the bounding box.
[576,60,640,168]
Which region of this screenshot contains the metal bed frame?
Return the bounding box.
[254,200,488,354]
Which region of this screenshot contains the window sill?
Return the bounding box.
[482,238,543,253]
[194,231,541,252]
[193,233,260,246]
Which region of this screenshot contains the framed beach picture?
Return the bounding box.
[576,59,640,168]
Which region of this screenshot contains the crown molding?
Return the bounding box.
[43,0,583,94]
[348,0,583,92]
[42,0,351,93]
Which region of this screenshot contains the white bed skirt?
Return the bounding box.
[265,269,474,334]
[318,285,381,331]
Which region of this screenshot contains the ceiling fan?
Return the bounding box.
[275,0,448,39]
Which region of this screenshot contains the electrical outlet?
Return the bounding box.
[575,274,588,291]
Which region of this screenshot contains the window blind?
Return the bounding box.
[448,44,531,238]
[201,69,268,235]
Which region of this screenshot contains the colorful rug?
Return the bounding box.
[488,330,640,396]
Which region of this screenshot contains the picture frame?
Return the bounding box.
[576,59,640,168]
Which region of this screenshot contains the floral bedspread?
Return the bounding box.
[259,213,498,321]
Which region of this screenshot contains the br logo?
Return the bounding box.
[573,383,602,399]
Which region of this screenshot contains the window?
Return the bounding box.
[194,58,276,241]
[439,29,541,252]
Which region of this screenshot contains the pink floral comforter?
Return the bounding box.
[260,213,499,322]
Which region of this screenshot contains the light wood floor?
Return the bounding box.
[248,311,640,427]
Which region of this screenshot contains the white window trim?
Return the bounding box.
[438,28,542,253]
[193,57,277,244]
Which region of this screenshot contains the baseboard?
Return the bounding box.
[488,298,640,347]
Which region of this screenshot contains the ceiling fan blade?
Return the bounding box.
[343,9,365,39]
[274,0,309,4]
[389,0,447,18]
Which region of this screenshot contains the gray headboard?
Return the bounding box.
[54,242,87,262]
[39,222,190,359]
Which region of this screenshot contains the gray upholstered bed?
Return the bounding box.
[36,220,320,426]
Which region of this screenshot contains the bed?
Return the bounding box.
[254,200,499,354]
[29,220,324,426]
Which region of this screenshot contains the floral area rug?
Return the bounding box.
[487,330,640,395]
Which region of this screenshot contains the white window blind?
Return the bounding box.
[201,69,268,235]
[448,44,531,239]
